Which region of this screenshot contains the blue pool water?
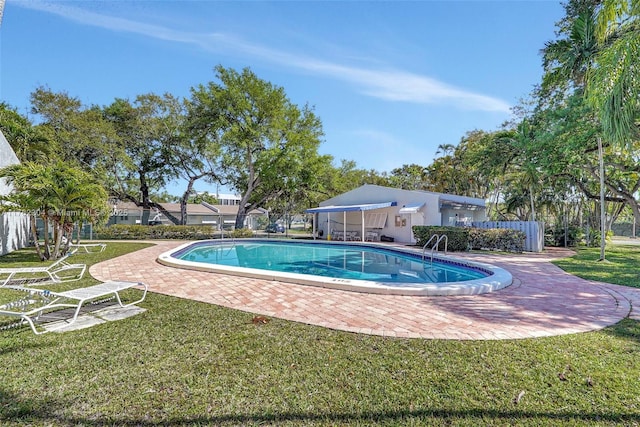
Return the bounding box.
[172,240,489,284]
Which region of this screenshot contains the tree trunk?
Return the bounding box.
[42,216,51,260]
[139,171,151,225]
[529,185,536,221]
[29,214,45,261]
[179,173,207,225]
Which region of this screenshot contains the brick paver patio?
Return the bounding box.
[90,241,639,340]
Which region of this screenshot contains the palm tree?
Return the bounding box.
[435,143,456,157]
[541,1,612,259]
[588,0,639,145]
[587,0,639,258]
[0,163,53,259]
[0,162,108,260]
[542,7,599,95]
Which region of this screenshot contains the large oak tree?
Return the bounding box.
[187,65,328,229]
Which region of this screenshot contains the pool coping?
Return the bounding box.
[157,239,513,296]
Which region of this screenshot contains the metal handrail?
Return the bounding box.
[422,234,439,260]
[422,234,448,265]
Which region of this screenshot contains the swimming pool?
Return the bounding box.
[158,240,512,296]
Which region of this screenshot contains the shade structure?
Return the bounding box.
[306,202,397,242]
[305,201,396,214]
[398,203,425,214]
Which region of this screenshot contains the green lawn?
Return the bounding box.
[1,242,639,426]
[552,244,640,288]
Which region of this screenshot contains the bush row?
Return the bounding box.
[468,228,526,252]
[412,226,469,251]
[412,226,526,252]
[544,225,612,248]
[96,224,218,240]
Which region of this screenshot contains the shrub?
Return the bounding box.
[412,226,469,251]
[96,224,217,240]
[468,228,525,252]
[230,228,255,238]
[544,225,583,247]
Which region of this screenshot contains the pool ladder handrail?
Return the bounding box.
[422,234,448,265]
[222,237,237,256]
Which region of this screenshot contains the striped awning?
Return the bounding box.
[305,201,396,213]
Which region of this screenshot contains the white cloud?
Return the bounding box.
[14,1,512,113]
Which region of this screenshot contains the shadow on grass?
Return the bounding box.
[601,317,640,344]
[0,249,44,265]
[1,401,639,426]
[0,388,64,423]
[0,339,51,356]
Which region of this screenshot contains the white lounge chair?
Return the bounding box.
[69,242,107,253]
[0,280,148,334]
[61,237,107,253]
[0,252,87,287]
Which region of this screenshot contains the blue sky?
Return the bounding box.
[1,0,564,196]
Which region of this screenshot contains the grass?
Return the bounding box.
[552,244,640,288]
[0,242,153,306]
[1,242,640,425]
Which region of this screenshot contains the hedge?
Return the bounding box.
[412,225,526,252]
[468,228,526,252]
[412,226,469,251]
[96,224,220,240]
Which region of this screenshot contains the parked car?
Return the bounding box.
[265,223,285,233]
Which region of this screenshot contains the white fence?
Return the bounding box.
[472,221,544,252]
[0,212,30,256]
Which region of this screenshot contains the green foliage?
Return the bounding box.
[103,93,182,218]
[30,87,116,172]
[0,103,51,162]
[412,226,469,251]
[545,224,583,247]
[387,163,429,190]
[425,131,498,200]
[468,228,526,252]
[0,161,109,259]
[187,65,329,228]
[588,0,640,146]
[229,228,255,238]
[95,224,216,240]
[187,191,218,205]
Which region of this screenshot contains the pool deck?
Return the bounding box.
[90,240,640,340]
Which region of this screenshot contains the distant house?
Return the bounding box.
[0,130,30,255]
[108,201,268,229]
[306,184,486,244]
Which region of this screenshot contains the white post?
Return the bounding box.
[598,137,606,261]
[312,213,317,240]
[343,211,346,241]
[361,210,365,242]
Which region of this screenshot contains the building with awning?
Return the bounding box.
[305,184,486,243]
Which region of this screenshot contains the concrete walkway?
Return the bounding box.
[90,241,639,340]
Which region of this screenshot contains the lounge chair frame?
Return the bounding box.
[69,242,107,253]
[0,281,148,334]
[0,252,87,287]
